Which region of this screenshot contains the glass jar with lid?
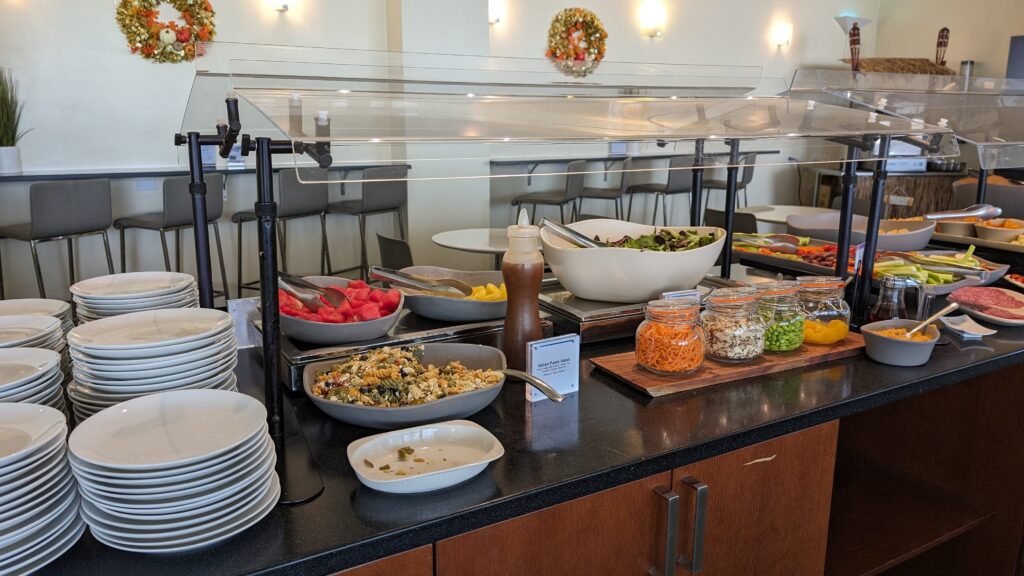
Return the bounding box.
[635,295,704,376]
[756,280,805,353]
[797,276,850,345]
[701,287,766,363]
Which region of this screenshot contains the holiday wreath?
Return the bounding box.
[115,0,216,64]
[545,7,607,78]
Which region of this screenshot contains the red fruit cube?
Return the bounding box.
[348,287,372,302]
[354,303,382,321]
[381,290,401,313]
[347,280,369,289]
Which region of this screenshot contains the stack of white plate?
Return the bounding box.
[0,403,84,575]
[71,272,198,322]
[0,300,74,382]
[0,349,65,413]
[0,315,67,383]
[66,309,238,423]
[68,389,279,553]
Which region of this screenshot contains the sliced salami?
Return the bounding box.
[949,287,1024,309]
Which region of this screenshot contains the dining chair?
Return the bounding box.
[329,165,408,280]
[576,157,631,219]
[702,208,759,234]
[511,160,584,224]
[377,233,414,271]
[113,174,229,301]
[0,179,114,299]
[625,155,694,226]
[702,153,757,212]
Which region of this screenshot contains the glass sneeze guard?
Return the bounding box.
[181,43,959,184]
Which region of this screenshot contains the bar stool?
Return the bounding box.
[625,155,694,225]
[328,165,408,280]
[576,157,630,219]
[702,153,757,211]
[0,179,114,299]
[377,234,414,270]
[113,174,229,301]
[231,170,331,295]
[511,160,584,224]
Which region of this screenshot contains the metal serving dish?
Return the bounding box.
[302,343,506,430]
[399,266,506,323]
[279,276,404,346]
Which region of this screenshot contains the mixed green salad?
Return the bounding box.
[599,229,717,252]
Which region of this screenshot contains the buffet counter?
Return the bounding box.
[48,292,1024,575]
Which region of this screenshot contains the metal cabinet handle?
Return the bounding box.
[677,476,708,574]
[649,486,680,576]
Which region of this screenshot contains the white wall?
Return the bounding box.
[876,0,1024,78]
[487,0,882,221]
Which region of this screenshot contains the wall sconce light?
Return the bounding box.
[488,0,505,25]
[771,22,793,47]
[638,0,667,38]
[275,3,288,12]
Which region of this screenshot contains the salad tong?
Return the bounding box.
[278,272,346,311]
[368,267,473,299]
[925,204,1002,221]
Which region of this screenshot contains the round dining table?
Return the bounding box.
[431,228,510,269]
[737,205,836,225]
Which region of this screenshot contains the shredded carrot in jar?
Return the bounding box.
[636,323,704,375]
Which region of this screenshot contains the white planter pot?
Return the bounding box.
[0,147,21,175]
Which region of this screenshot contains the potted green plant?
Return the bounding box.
[0,67,27,174]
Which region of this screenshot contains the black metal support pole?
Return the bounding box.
[719,140,741,279]
[855,136,892,323]
[690,139,705,226]
[255,138,284,441]
[185,132,216,309]
[976,168,989,204]
[835,146,861,280]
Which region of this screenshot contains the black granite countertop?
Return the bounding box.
[49,324,1024,575]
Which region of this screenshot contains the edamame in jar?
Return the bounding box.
[756,281,805,353]
[701,287,766,363]
[797,276,851,345]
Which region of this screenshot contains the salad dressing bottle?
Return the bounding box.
[501,210,544,371]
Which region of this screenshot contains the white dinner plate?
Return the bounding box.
[0,371,62,403]
[69,389,265,470]
[0,349,61,391]
[79,449,275,506]
[0,299,70,319]
[69,326,234,360]
[0,467,74,526]
[0,316,61,348]
[0,404,66,468]
[87,473,278,553]
[75,289,198,309]
[0,436,63,487]
[959,304,1024,327]
[72,434,271,489]
[0,513,84,576]
[0,495,80,566]
[68,309,232,350]
[71,272,195,300]
[80,469,272,531]
[73,345,236,381]
[68,372,237,407]
[0,448,67,498]
[74,285,196,305]
[74,352,237,390]
[68,422,267,480]
[348,419,505,494]
[13,378,64,406]
[77,296,200,317]
[68,336,234,370]
[0,484,77,548]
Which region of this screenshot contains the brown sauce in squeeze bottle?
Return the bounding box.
[501,212,544,371]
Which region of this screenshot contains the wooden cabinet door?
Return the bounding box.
[436,472,674,576]
[673,422,838,576]
[333,545,432,576]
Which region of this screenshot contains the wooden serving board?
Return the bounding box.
[590,333,865,397]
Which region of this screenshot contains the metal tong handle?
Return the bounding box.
[499,369,565,402]
[368,266,467,298]
[278,273,326,311]
[925,204,1002,221]
[540,218,608,248]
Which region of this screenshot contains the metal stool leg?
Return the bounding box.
[651,193,660,226]
[30,240,45,298]
[559,205,565,224]
[174,229,181,272]
[66,238,75,286]
[119,227,127,273]
[396,209,406,241]
[627,193,635,221]
[662,193,669,227]
[212,222,229,301]
[0,239,4,299]
[531,204,537,224]
[277,221,288,273]
[101,231,114,274]
[319,212,329,276]
[236,221,243,296]
[357,214,368,281]
[160,231,172,271]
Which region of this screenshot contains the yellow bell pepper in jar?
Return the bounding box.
[803,319,849,345]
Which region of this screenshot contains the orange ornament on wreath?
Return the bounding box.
[115,0,216,64]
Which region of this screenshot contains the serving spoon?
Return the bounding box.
[907,302,959,338]
[500,369,565,402]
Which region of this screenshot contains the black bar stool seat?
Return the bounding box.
[327,165,408,280]
[511,160,585,223]
[625,155,693,225]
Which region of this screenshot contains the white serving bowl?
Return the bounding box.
[540,219,725,303]
[786,213,935,252]
[279,276,403,346]
[934,219,979,237]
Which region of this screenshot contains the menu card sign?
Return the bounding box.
[525,334,580,402]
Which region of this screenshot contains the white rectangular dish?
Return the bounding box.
[347,420,504,494]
